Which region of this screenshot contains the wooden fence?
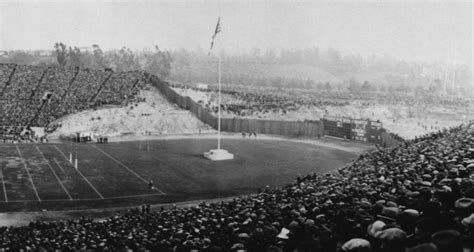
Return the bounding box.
[150,76,324,137]
[150,76,401,145]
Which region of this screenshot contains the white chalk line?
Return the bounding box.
[35,145,72,200]
[53,158,64,172]
[53,145,104,199]
[0,166,8,202]
[53,145,70,163]
[73,167,105,200]
[15,146,41,202]
[92,145,166,195]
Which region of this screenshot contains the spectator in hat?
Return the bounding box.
[341,238,371,252]
[376,228,407,252]
[455,198,474,217]
[377,207,399,224]
[431,230,463,252]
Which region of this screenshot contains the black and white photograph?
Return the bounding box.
[0,0,473,251]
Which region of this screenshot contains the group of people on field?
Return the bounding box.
[242,131,257,138]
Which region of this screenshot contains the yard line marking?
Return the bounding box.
[73,167,105,199]
[53,158,64,172]
[92,145,166,195]
[53,145,104,199]
[1,167,8,202]
[16,146,41,202]
[54,145,70,162]
[35,145,72,200]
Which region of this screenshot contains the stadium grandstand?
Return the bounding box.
[0,64,210,142]
[0,122,472,251]
[0,64,145,140]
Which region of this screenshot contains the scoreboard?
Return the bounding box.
[323,116,352,139]
[322,116,383,143]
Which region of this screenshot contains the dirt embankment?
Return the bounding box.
[49,86,211,138]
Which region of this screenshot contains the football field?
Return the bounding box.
[0,138,367,212]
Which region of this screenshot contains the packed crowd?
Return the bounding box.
[171,84,350,118]
[0,122,472,251]
[170,83,471,122]
[0,64,149,132]
[0,125,35,143]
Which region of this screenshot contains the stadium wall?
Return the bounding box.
[149,76,324,137]
[149,75,400,145]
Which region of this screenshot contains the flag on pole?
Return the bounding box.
[208,17,221,55]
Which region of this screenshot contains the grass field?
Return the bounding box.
[0,138,365,212]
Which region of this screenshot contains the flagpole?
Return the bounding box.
[218,53,221,150]
[203,16,234,160]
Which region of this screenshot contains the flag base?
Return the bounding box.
[203,149,234,161]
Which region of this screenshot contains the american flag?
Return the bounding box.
[208,17,221,55]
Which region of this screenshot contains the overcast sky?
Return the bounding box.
[0,0,472,66]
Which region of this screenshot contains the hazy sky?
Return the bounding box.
[0,0,472,65]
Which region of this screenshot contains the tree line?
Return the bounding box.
[0,43,172,80]
[0,45,471,97]
[168,48,471,97]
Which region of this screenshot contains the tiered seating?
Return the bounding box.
[0,64,148,138]
[0,123,473,251]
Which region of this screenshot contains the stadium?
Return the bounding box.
[0,64,376,212]
[0,1,473,251]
